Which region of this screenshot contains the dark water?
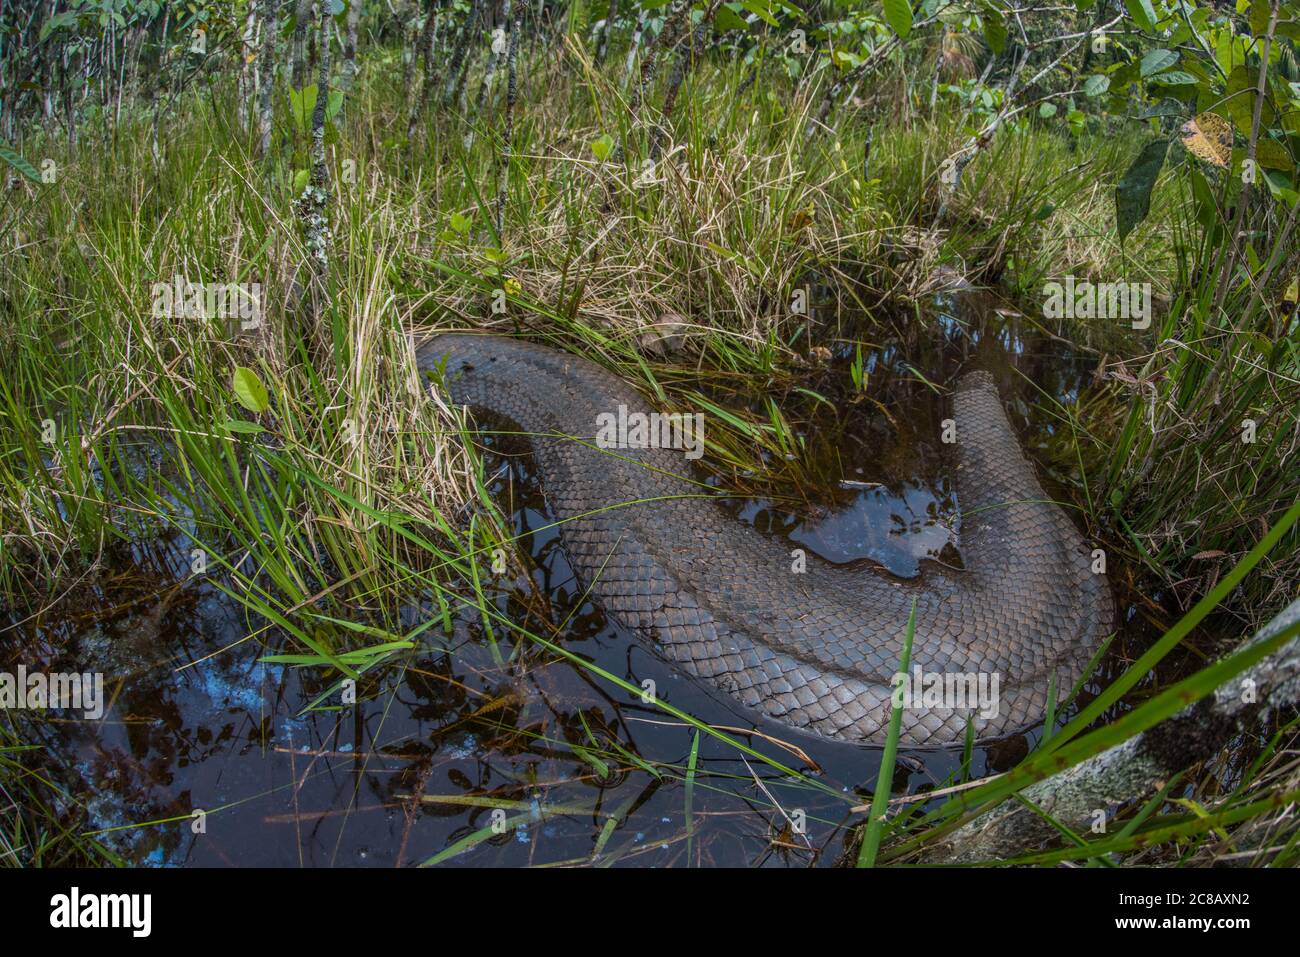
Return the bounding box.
[1,293,1200,867]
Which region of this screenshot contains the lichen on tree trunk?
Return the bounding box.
[256,0,281,158]
[293,3,334,302]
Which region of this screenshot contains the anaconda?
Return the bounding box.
[417,334,1112,747]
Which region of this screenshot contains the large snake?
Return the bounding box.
[417,334,1112,747]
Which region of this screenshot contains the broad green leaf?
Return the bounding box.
[1126,0,1157,32]
[450,211,472,234]
[1255,137,1294,171]
[1189,164,1222,231]
[232,366,270,414]
[0,142,41,182]
[326,90,344,122]
[1147,71,1196,86]
[39,11,80,41]
[1084,74,1110,97]
[1249,0,1272,36]
[717,4,749,31]
[1139,49,1178,77]
[590,133,615,161]
[1039,102,1058,118]
[740,0,780,26]
[1224,65,1277,130]
[983,11,1007,54]
[289,84,318,132]
[1116,138,1170,242]
[882,0,913,39]
[832,49,863,69]
[222,418,266,435]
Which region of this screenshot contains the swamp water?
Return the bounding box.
[1,293,1206,866]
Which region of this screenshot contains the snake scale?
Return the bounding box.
[417,334,1112,747]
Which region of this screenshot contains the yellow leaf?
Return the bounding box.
[1179,113,1232,169]
[787,208,814,230]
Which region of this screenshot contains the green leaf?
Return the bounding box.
[590,133,615,161]
[1115,138,1170,242]
[882,0,913,39]
[1255,137,1294,172]
[1139,49,1178,77]
[38,11,80,41]
[289,84,317,133]
[1084,74,1110,97]
[1225,65,1277,130]
[831,49,863,70]
[0,142,42,182]
[1147,71,1196,86]
[292,167,310,195]
[1125,0,1157,32]
[232,366,270,414]
[222,418,266,435]
[740,0,780,27]
[326,90,345,122]
[717,3,749,31]
[983,10,1007,54]
[1039,102,1058,118]
[450,211,472,234]
[1249,0,1272,36]
[1189,165,1222,232]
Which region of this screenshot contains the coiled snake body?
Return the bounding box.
[418,335,1112,747]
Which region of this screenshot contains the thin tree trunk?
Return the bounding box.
[295,3,334,297]
[622,9,647,89]
[649,17,707,161]
[406,0,440,143]
[629,0,688,117]
[597,0,617,63]
[495,0,521,237]
[306,1,320,83]
[928,48,944,113]
[476,0,504,113]
[452,18,482,110]
[401,6,424,103]
[442,1,478,105]
[342,0,362,89]
[291,0,311,87]
[257,0,281,157]
[243,0,260,127]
